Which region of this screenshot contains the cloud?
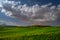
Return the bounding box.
[0,20,21,26]
[41,3,52,8]
[0,0,60,25]
[0,3,3,7]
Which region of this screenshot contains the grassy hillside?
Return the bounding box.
[0,26,60,40]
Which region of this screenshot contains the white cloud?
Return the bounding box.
[1,9,6,13]
[0,20,20,26]
[0,1,3,11]
[0,3,3,7]
[57,5,60,10]
[5,11,12,16]
[50,6,56,10]
[0,0,60,25]
[41,3,52,8]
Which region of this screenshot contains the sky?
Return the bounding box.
[0,0,60,26]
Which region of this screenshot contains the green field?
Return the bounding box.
[0,26,60,40]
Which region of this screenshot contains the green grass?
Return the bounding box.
[0,26,60,40]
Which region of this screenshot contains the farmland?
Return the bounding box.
[0,26,60,40]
